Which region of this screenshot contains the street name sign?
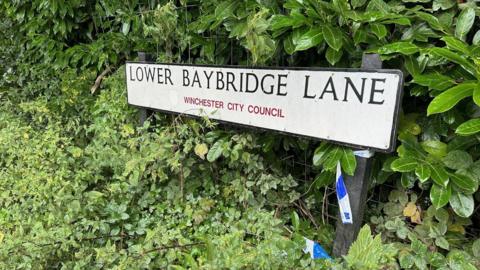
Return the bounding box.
[126,62,403,152]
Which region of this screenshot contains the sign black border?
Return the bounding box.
[125,61,404,153]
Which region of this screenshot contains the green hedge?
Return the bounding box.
[1,0,479,269]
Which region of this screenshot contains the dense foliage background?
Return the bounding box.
[1,0,480,269]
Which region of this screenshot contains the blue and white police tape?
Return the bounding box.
[336,162,353,224]
[303,238,331,259]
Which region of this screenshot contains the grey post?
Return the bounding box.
[137,52,153,126]
[332,53,382,256]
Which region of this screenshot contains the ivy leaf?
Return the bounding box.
[377,42,418,55]
[294,28,323,51]
[455,7,475,41]
[455,118,480,136]
[322,25,343,51]
[430,183,451,209]
[415,164,431,183]
[391,157,418,172]
[443,150,472,170]
[429,163,449,187]
[427,82,476,116]
[340,148,357,176]
[449,191,474,217]
[450,173,478,194]
[207,140,224,162]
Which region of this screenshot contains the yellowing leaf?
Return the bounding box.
[403,202,416,217]
[448,223,465,234]
[194,143,209,160]
[403,202,422,224]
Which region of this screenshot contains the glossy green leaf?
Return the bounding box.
[207,140,224,162]
[313,142,333,166]
[449,191,474,217]
[122,22,130,36]
[441,36,469,54]
[415,163,431,183]
[294,28,323,51]
[432,0,455,11]
[340,148,357,176]
[473,30,480,45]
[370,23,387,39]
[455,118,480,136]
[413,73,455,91]
[270,15,294,30]
[428,47,476,74]
[283,35,295,55]
[429,163,449,187]
[415,11,444,31]
[455,7,475,41]
[391,157,418,172]
[420,140,447,158]
[443,150,472,170]
[430,183,451,209]
[435,237,450,250]
[353,28,367,45]
[322,146,343,170]
[427,82,476,116]
[326,46,343,65]
[291,211,300,230]
[214,1,238,20]
[351,0,368,8]
[473,88,480,106]
[377,42,418,55]
[313,171,335,188]
[401,172,416,188]
[450,173,477,194]
[322,25,343,51]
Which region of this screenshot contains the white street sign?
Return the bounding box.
[126,62,403,152]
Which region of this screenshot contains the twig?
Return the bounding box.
[90,66,112,94]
